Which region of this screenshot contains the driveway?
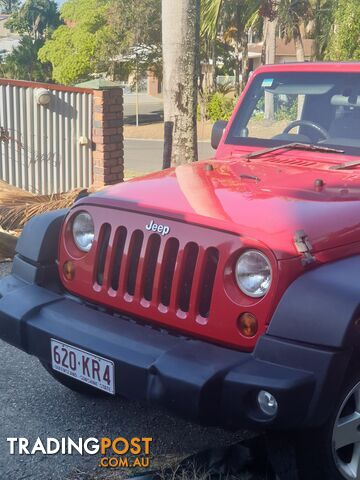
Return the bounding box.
[0,262,246,480]
[124,139,214,174]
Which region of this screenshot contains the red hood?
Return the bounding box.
[82,157,360,260]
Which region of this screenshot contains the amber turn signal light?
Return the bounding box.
[237,313,258,338]
[63,261,75,281]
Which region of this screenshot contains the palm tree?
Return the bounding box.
[311,0,335,60]
[278,0,312,62]
[259,1,279,119]
[162,0,201,166]
[258,0,279,65]
[201,0,261,96]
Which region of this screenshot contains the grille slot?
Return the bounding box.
[110,226,127,291]
[178,242,199,312]
[198,247,219,317]
[142,234,161,301]
[95,223,111,285]
[160,238,179,306]
[126,230,144,296]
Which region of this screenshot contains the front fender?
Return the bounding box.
[10,209,69,287]
[268,256,360,349]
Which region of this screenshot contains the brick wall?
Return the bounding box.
[92,88,124,188]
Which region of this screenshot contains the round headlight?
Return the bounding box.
[235,250,272,298]
[72,212,94,252]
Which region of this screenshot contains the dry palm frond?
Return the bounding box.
[0,180,34,204]
[0,189,83,230]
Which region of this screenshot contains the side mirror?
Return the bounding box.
[211,120,228,150]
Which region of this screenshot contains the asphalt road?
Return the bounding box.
[124,94,163,125]
[0,262,246,480]
[124,140,214,174]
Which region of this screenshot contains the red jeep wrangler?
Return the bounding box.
[1,63,360,479]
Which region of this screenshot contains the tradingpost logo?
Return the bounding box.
[7,436,153,469]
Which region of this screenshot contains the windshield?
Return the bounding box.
[226,71,360,156]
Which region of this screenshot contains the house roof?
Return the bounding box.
[249,38,314,58]
[75,79,124,90]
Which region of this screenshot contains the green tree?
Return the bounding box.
[107,0,162,81]
[278,0,312,62]
[310,0,335,60]
[326,0,360,60]
[38,0,110,85]
[39,0,162,85]
[0,36,52,81]
[201,0,261,95]
[1,0,60,81]
[0,0,20,13]
[6,0,60,39]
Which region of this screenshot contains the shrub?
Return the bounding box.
[275,97,298,121]
[200,92,236,122]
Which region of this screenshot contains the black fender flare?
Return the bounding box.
[267,255,360,349]
[11,209,69,286]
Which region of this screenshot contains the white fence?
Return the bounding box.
[0,80,93,194]
[216,75,236,86]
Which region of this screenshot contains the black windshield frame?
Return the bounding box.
[226,71,360,157]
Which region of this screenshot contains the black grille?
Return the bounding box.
[110,226,127,291]
[142,234,161,301]
[160,237,179,306]
[126,230,144,296]
[95,223,111,285]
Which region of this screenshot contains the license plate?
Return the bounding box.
[50,339,115,394]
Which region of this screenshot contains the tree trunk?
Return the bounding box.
[234,4,242,97]
[234,42,241,97]
[313,0,321,60]
[240,32,249,93]
[294,27,305,62]
[211,39,217,91]
[265,19,276,65]
[162,0,200,166]
[261,19,268,65]
[264,18,277,120]
[294,27,305,118]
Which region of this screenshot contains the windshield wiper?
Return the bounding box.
[244,142,345,160]
[330,159,360,170]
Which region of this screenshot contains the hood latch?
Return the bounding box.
[294,230,316,266]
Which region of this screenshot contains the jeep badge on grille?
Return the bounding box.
[145,220,170,236]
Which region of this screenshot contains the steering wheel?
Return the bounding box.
[283,120,329,140]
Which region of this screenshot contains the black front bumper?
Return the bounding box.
[0,268,349,430]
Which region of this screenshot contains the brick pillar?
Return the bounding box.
[92,87,124,188]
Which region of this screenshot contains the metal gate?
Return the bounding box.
[0,80,93,194]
